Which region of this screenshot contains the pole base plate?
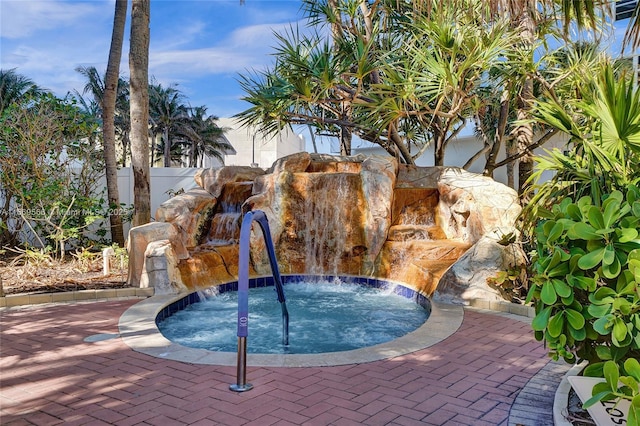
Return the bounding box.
[229,383,254,392]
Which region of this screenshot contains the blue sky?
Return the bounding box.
[1,0,306,119]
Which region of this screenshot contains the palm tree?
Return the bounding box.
[72,90,102,147]
[76,66,102,96]
[129,0,151,226]
[148,81,188,167]
[76,67,131,165]
[174,106,230,167]
[102,0,127,247]
[76,65,130,245]
[0,68,45,114]
[472,41,604,188]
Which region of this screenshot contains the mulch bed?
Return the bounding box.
[0,256,129,296]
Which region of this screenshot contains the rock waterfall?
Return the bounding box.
[127,153,524,303]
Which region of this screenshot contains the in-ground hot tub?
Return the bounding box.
[118,275,464,367]
[156,275,431,355]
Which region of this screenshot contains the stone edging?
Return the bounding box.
[0,288,155,308]
[466,297,536,318]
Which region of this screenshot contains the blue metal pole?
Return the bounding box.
[229,211,254,392]
[236,211,253,340]
[253,211,289,346]
[230,210,289,392]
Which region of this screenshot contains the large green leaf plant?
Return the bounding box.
[525,62,640,424]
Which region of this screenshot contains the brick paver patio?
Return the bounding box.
[1,299,552,425]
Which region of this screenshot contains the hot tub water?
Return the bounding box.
[157,279,430,355]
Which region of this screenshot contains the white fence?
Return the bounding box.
[114,167,203,235]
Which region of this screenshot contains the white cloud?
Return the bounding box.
[155,20,208,50]
[0,0,107,39]
[149,20,304,77]
[1,1,122,96]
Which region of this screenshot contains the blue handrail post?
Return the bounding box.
[230,210,289,392]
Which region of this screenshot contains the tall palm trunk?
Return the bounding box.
[129,0,151,226]
[103,0,127,246]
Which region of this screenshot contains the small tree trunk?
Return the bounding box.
[150,132,156,166]
[163,127,171,167]
[434,130,445,166]
[483,88,510,179]
[389,123,415,165]
[339,125,351,156]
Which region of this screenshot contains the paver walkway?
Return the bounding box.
[1,299,552,425]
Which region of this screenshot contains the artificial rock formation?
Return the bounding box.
[127,152,524,302]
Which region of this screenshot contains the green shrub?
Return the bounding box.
[528,186,640,422]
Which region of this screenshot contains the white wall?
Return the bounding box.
[219,117,306,169]
[110,167,201,236]
[353,132,569,187]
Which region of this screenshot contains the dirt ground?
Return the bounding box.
[0,254,129,296]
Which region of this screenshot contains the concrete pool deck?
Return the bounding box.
[1,297,569,425]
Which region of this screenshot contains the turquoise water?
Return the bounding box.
[157,280,430,354]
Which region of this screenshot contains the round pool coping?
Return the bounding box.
[118,292,464,367]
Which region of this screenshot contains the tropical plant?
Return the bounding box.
[526,62,640,213]
[174,106,229,167]
[528,190,640,358]
[0,92,104,256]
[473,41,604,188]
[525,62,640,424]
[442,0,630,193]
[236,0,628,196]
[148,80,189,167]
[237,0,522,166]
[0,68,45,114]
[528,188,640,424]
